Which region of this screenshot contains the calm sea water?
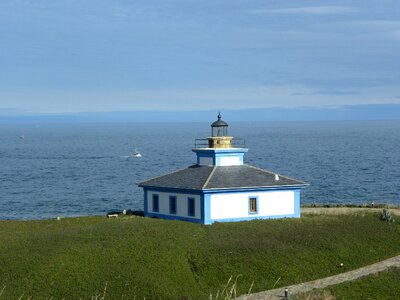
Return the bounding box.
[0,121,399,220]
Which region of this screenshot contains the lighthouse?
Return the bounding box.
[193,112,248,167]
[138,114,308,224]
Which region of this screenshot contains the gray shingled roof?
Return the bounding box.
[138,164,307,191]
[138,165,213,190]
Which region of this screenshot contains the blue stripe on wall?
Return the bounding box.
[146,212,203,224]
[203,193,211,225]
[294,189,301,217]
[144,188,148,216]
[211,214,300,223]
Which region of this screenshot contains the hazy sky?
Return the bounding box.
[0,0,399,112]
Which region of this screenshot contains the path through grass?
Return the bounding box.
[296,267,400,300]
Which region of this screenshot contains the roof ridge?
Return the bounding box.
[137,164,199,186]
[245,164,307,184]
[202,165,217,189]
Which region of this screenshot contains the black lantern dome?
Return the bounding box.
[211,113,228,137]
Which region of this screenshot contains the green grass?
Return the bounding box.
[301,203,398,208]
[295,267,400,300]
[0,212,399,299]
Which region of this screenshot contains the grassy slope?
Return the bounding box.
[0,212,399,299]
[296,267,400,300]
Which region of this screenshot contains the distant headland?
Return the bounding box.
[1,103,400,123]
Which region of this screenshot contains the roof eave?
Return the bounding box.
[137,184,203,193]
[139,183,308,191]
[202,183,309,192]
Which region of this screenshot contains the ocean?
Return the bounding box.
[0,121,399,220]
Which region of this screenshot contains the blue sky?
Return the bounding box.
[0,0,399,113]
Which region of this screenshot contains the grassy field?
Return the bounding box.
[0,211,399,299]
[296,267,400,300]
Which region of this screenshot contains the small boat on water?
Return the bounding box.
[130,149,142,158]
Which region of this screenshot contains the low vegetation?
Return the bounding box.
[380,208,395,222]
[0,211,399,299]
[295,267,400,300]
[302,203,398,209]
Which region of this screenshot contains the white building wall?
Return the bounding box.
[147,190,201,219]
[199,156,214,166]
[218,156,241,166]
[210,190,295,220]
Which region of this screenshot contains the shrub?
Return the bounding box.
[380,209,394,222]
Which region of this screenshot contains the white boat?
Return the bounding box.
[130,149,142,157]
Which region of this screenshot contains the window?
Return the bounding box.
[249,197,258,214]
[169,196,177,214]
[187,197,195,217]
[152,194,159,212]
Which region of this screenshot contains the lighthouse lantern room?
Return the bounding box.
[208,112,232,148]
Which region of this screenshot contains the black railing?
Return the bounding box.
[194,139,209,148]
[233,138,246,148]
[194,138,246,148]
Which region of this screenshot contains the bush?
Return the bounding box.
[380,209,394,222]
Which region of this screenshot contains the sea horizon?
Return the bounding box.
[1,120,399,220]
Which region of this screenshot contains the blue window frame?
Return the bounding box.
[169,196,177,214]
[152,194,159,212]
[248,196,258,214]
[187,197,195,217]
